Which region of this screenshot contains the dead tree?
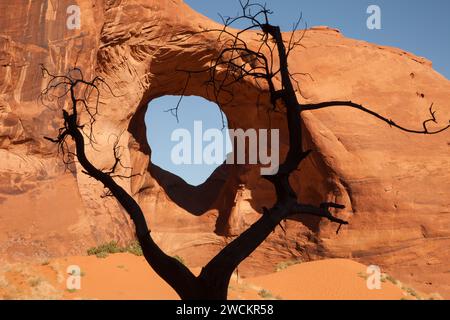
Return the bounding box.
[42,1,449,300]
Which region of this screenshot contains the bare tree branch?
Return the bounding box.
[41,66,201,300]
[301,101,450,135]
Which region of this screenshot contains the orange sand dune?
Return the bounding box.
[58,254,180,300]
[246,259,403,300]
[0,254,435,300]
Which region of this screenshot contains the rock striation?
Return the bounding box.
[0,0,449,296]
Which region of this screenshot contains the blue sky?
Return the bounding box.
[146,96,230,185]
[146,0,450,186]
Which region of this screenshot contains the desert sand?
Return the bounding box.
[0,253,437,300]
[0,0,449,298]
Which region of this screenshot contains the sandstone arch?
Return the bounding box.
[0,0,449,296]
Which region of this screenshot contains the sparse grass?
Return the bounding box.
[126,241,143,256]
[258,289,282,300]
[358,271,428,300]
[405,287,421,300]
[87,241,123,258]
[427,293,444,300]
[275,258,302,272]
[258,289,272,299]
[95,251,109,259]
[381,274,397,285]
[380,274,442,300]
[87,241,143,258]
[0,265,62,299]
[357,271,369,280]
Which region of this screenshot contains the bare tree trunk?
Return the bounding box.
[41,1,448,301]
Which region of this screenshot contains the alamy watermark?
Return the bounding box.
[66,265,82,291]
[171,121,279,175]
[367,5,382,30]
[66,5,81,30]
[366,265,382,290]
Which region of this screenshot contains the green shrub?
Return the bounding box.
[357,271,369,280]
[382,274,397,285]
[95,251,109,259]
[258,289,273,299]
[275,259,302,272]
[125,241,143,256]
[87,241,144,258]
[258,289,281,300]
[87,241,123,257]
[406,287,420,299]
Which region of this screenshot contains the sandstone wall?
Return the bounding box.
[0,0,449,296]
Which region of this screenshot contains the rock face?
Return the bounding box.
[0,0,449,297]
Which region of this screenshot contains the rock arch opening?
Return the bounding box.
[145,95,232,187]
[124,86,350,273]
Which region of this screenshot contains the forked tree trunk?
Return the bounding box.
[43,3,444,300]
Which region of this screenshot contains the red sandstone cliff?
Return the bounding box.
[0,0,449,296]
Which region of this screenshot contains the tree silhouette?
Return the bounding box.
[42,1,449,300]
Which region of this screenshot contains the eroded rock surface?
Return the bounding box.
[0,0,449,296]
